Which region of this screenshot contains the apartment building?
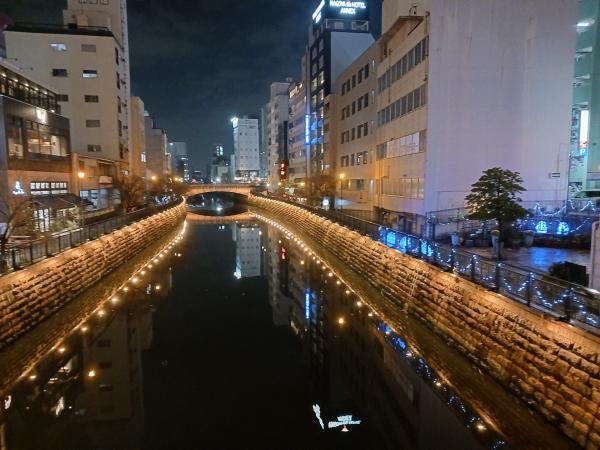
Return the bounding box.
[4,0,132,213]
[335,43,378,212]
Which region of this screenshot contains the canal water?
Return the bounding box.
[0,218,508,450]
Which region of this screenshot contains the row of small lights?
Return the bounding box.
[9,221,187,393]
[250,212,504,447]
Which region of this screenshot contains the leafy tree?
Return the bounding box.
[465,167,527,258]
[0,197,35,273]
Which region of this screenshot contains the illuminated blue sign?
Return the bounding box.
[305,114,310,144]
[305,291,311,320]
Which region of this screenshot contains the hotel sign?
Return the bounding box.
[329,0,367,16]
[313,0,368,23]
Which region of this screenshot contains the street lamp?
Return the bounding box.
[78,171,85,227]
[339,173,346,211]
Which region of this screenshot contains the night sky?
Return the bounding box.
[2,0,309,171]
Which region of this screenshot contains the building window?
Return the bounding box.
[84,95,99,102]
[24,120,68,157]
[52,68,68,77]
[352,74,356,87]
[81,44,97,52]
[357,125,362,138]
[364,63,369,78]
[50,43,67,52]
[86,120,101,127]
[82,69,98,78]
[115,47,119,65]
[87,144,102,152]
[57,94,69,102]
[351,128,355,140]
[7,116,24,159]
[30,181,68,196]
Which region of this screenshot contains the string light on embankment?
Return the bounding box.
[11,223,188,394]
[248,212,500,446]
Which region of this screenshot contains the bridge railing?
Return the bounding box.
[1,198,183,276]
[252,193,600,333]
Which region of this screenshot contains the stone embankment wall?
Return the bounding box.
[249,195,600,449]
[0,203,186,349]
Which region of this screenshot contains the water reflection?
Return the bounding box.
[0,219,508,449]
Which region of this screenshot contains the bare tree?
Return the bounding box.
[113,173,146,212]
[0,196,35,273]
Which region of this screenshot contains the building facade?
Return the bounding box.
[231,116,259,181]
[0,58,76,233]
[372,0,575,234]
[168,141,189,182]
[144,113,169,185]
[306,0,381,203]
[266,81,291,190]
[129,95,146,179]
[568,0,600,200]
[5,0,132,213]
[334,42,377,212]
[287,56,310,194]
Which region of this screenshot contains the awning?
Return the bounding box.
[32,194,83,210]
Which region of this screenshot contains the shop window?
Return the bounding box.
[7,116,24,158]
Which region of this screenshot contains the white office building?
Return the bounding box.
[266,81,291,190]
[231,116,259,181]
[371,0,575,234]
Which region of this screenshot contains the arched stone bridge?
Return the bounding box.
[186,184,261,197]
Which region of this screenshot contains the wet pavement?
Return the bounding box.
[0,215,578,449]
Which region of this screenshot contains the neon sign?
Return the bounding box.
[305,114,310,144]
[12,181,25,196]
[305,291,311,320]
[330,0,367,15]
[312,0,325,22]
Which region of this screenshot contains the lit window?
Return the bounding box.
[50,43,67,52]
[82,69,98,78]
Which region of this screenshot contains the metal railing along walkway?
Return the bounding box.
[1,199,182,275]
[254,194,600,333]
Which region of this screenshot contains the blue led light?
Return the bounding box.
[305,291,311,320]
[304,114,310,144]
[535,220,548,234]
[557,221,570,235]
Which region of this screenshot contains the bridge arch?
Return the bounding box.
[185,184,257,197]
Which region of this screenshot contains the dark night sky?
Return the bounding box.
[1,0,309,171]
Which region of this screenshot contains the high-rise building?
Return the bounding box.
[306,0,381,203]
[334,43,378,213]
[371,0,575,234]
[144,113,169,183]
[129,96,147,179]
[231,116,259,181]
[568,0,600,201]
[4,0,132,212]
[210,144,230,183]
[259,106,268,180]
[167,142,189,181]
[266,82,291,190]
[288,55,310,194]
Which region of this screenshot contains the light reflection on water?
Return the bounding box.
[0,219,506,449]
